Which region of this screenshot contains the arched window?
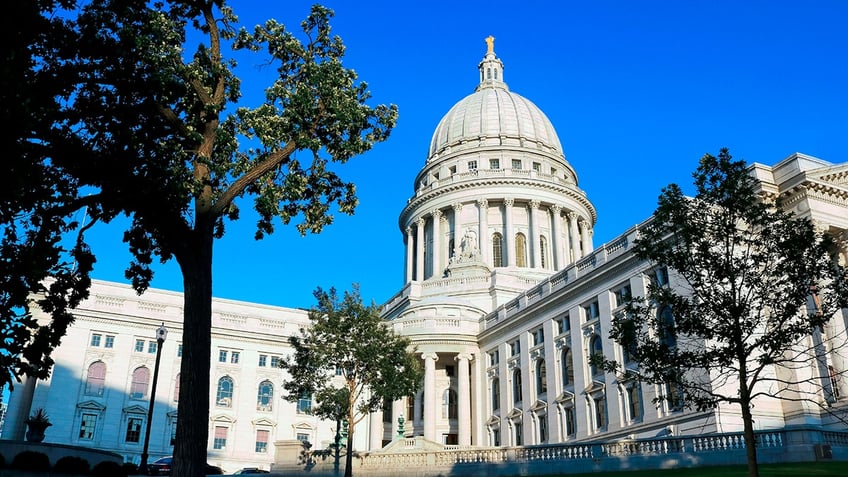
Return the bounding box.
[536,359,547,395]
[540,236,548,269]
[216,376,234,407]
[257,381,274,411]
[492,233,503,267]
[512,369,523,404]
[85,361,106,397]
[561,348,574,386]
[491,378,500,412]
[443,389,458,419]
[589,335,603,376]
[173,373,180,402]
[130,367,150,399]
[515,233,527,267]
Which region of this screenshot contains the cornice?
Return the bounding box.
[400,177,596,228]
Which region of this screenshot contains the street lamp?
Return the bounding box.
[140,323,167,474]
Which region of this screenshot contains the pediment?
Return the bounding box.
[556,390,575,404]
[210,413,235,423]
[77,400,106,411]
[506,407,523,419]
[616,369,641,383]
[293,421,315,431]
[253,417,276,427]
[123,404,147,414]
[529,399,548,412]
[486,415,501,426]
[583,380,605,395]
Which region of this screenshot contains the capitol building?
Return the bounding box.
[3,41,848,473]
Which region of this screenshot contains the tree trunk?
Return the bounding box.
[740,400,760,477]
[172,226,214,477]
[344,422,354,477]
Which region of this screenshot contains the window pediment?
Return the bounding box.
[529,399,547,412]
[486,415,501,426]
[583,379,605,396]
[253,417,276,427]
[123,404,147,415]
[506,407,523,419]
[77,400,106,411]
[210,414,235,423]
[556,390,575,404]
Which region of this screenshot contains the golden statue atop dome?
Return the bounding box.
[485,35,495,54]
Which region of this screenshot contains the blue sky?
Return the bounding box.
[82,0,848,309]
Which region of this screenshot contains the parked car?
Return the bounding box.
[146,457,224,476]
[234,468,270,474]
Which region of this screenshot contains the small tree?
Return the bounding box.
[283,285,422,477]
[604,149,847,477]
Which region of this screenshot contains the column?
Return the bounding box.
[456,353,473,446]
[504,198,515,267]
[2,374,37,440]
[369,410,384,450]
[550,205,564,270]
[452,203,463,261]
[530,200,541,269]
[579,217,592,255]
[422,352,439,441]
[567,212,581,262]
[405,226,414,283]
[432,209,443,276]
[415,217,425,281]
[477,199,488,264]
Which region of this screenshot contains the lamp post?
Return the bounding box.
[140,323,167,474]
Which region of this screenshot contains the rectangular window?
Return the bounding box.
[270,356,281,368]
[511,159,522,169]
[125,417,143,443]
[557,316,570,334]
[177,344,183,358]
[531,328,544,347]
[297,394,312,414]
[492,428,500,446]
[583,301,599,321]
[613,284,632,308]
[255,429,270,453]
[79,413,97,440]
[296,433,310,443]
[148,341,157,354]
[538,414,548,442]
[489,158,500,169]
[551,167,558,177]
[467,160,477,171]
[218,350,228,363]
[628,385,642,421]
[230,351,240,364]
[654,267,669,287]
[449,165,457,175]
[258,354,267,367]
[170,418,178,446]
[488,350,499,367]
[213,426,228,450]
[104,335,114,349]
[510,339,520,356]
[594,396,607,430]
[335,366,344,376]
[134,339,145,353]
[532,162,541,173]
[90,334,102,347]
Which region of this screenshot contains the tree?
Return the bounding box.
[603,149,847,477]
[283,285,422,477]
[4,1,396,476]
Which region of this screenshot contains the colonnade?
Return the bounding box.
[404,199,593,281]
[368,352,474,447]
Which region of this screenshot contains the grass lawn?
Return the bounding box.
[550,461,848,477]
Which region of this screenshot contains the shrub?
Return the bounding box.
[54,455,90,474]
[11,450,51,471]
[92,460,127,477]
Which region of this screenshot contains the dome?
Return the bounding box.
[427,41,563,161]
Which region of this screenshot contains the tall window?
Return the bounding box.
[257,381,274,411]
[85,361,106,397]
[125,417,143,443]
[540,236,548,269]
[594,395,607,430]
[537,413,548,443]
[258,354,267,367]
[213,426,228,450]
[173,373,180,402]
[515,233,527,267]
[130,367,150,400]
[79,413,97,440]
[512,369,523,404]
[561,348,574,386]
[407,395,415,421]
[536,359,547,395]
[659,306,677,349]
[492,233,504,267]
[444,389,458,419]
[563,407,576,436]
[628,384,643,421]
[90,334,101,347]
[491,378,500,412]
[589,335,604,376]
[513,419,523,446]
[216,376,234,407]
[255,429,270,453]
[297,392,312,414]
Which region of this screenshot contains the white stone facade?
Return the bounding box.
[3,43,848,473]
